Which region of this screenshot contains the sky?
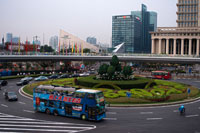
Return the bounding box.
[0,0,177,45]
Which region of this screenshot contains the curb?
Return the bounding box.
[108,96,200,107]
[19,86,33,99]
[20,85,200,108]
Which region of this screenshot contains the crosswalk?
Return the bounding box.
[0,113,96,132]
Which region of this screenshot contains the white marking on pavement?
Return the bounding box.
[18,102,26,105]
[173,110,179,112]
[140,112,153,114]
[185,114,199,118]
[23,110,35,113]
[0,128,78,132]
[1,104,8,108]
[147,118,163,120]
[106,112,117,115]
[103,118,117,120]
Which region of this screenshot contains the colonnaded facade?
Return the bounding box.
[151,0,200,56]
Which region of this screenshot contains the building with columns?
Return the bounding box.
[151,0,200,56]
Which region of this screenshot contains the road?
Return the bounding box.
[0,78,200,133]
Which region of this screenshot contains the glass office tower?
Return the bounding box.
[112,15,141,53]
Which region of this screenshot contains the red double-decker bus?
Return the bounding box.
[152,71,171,80]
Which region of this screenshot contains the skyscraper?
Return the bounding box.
[6,33,12,43]
[177,0,200,27]
[112,15,142,53]
[112,4,157,53]
[49,36,58,51]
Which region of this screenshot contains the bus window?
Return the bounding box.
[74,92,85,98]
[87,93,95,99]
[40,99,47,106]
[49,101,54,107]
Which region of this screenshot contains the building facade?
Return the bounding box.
[86,37,97,45]
[112,4,157,53]
[151,0,200,56]
[6,33,12,43]
[49,36,58,51]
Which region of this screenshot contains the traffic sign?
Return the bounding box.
[126,92,131,98]
[187,88,191,94]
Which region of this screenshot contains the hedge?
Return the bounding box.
[166,88,182,96]
[150,89,166,96]
[77,76,150,89]
[93,83,121,90]
[130,89,153,98]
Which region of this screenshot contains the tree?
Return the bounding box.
[26,62,31,71]
[83,48,90,53]
[98,64,109,75]
[39,61,49,71]
[107,65,115,79]
[110,55,119,67]
[123,66,132,79]
[40,45,54,52]
[116,63,122,73]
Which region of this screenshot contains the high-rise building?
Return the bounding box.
[6,33,12,43]
[49,36,58,50]
[151,0,200,56]
[112,15,142,53]
[177,0,200,27]
[12,37,19,44]
[86,37,97,45]
[112,4,157,53]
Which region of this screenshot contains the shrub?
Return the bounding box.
[166,88,182,96]
[93,83,121,90]
[150,89,165,96]
[118,90,128,97]
[130,89,153,98]
[104,93,119,98]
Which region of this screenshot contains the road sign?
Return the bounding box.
[187,88,191,94]
[126,92,131,98]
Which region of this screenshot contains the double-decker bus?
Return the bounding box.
[152,71,171,80]
[33,85,106,121]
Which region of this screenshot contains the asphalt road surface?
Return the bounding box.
[0,78,200,133]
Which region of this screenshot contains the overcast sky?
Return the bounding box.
[0,0,177,45]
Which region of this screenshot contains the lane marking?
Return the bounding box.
[18,102,26,105]
[103,118,117,120]
[140,112,153,114]
[0,128,78,132]
[0,118,35,121]
[0,124,91,129]
[185,114,199,118]
[23,110,35,113]
[1,104,8,108]
[173,110,179,112]
[147,118,163,120]
[106,112,117,115]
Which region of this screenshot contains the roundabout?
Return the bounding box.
[0,78,199,133]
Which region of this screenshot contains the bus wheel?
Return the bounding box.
[81,114,86,120]
[53,110,58,116]
[45,109,51,115]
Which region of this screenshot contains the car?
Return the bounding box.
[71,73,80,77]
[0,80,8,86]
[16,80,29,86]
[48,75,58,79]
[4,92,18,101]
[21,77,33,81]
[79,72,90,77]
[34,76,48,81]
[58,74,69,79]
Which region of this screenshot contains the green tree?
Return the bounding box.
[107,65,115,79]
[99,64,109,75]
[26,63,31,71]
[39,61,49,70]
[110,55,119,67]
[40,45,54,52]
[123,66,132,79]
[83,48,90,53]
[116,63,122,72]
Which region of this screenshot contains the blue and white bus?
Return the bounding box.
[33,85,106,121]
